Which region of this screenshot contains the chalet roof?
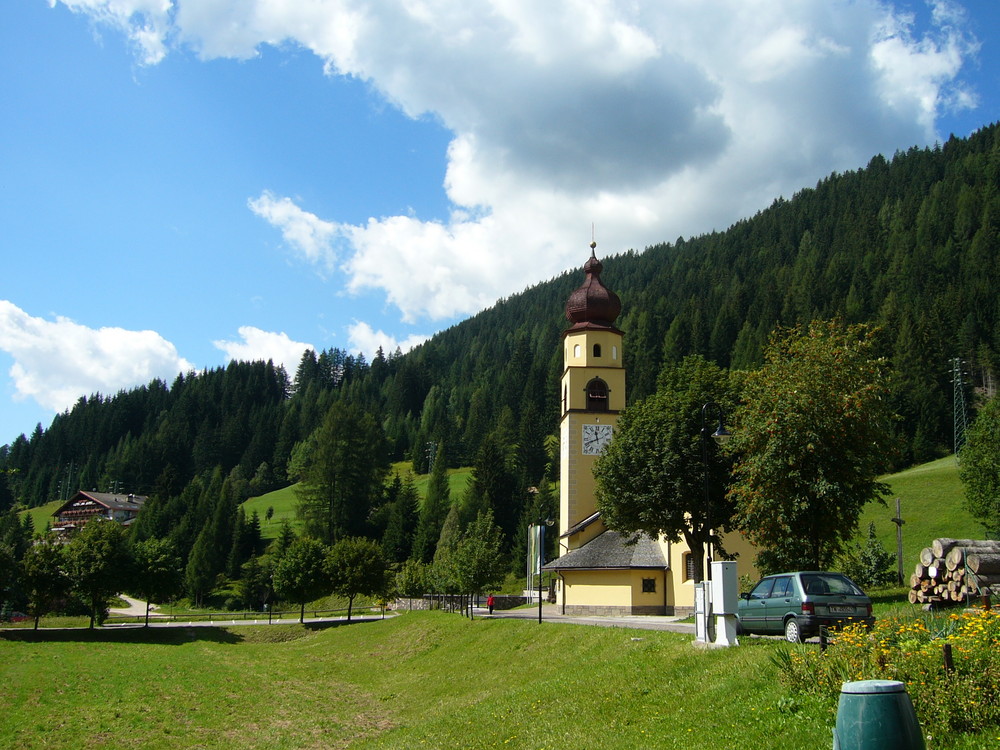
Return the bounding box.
[54,491,148,517]
[543,530,667,571]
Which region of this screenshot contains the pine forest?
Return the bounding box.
[2,122,999,586]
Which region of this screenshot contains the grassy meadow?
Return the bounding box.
[863,455,983,569]
[6,457,999,749]
[3,610,837,750]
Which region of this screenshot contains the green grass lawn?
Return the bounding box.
[1,611,842,750]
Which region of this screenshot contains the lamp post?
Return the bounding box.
[533,519,554,624]
[700,402,731,580]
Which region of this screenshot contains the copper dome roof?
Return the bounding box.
[565,242,622,330]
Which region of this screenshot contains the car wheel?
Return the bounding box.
[784,617,802,643]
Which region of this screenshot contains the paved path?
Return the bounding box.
[475,603,697,634]
[109,595,160,618]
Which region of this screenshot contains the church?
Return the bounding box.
[543,244,757,616]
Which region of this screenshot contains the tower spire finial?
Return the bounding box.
[591,224,597,256]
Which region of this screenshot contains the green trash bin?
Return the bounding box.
[833,680,925,750]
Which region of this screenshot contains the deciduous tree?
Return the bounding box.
[728,320,896,573]
[451,509,507,606]
[594,355,738,583]
[959,395,1000,535]
[131,537,183,626]
[65,519,133,628]
[20,539,69,630]
[326,536,386,621]
[239,554,273,612]
[272,537,330,623]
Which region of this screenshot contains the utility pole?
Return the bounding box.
[890,497,905,586]
[952,357,968,459]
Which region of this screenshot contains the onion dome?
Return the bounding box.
[565,242,622,330]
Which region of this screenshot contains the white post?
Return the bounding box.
[711,560,739,647]
[694,581,711,643]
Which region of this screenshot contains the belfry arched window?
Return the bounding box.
[586,378,609,411]
[593,343,602,358]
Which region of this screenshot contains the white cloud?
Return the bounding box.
[213,326,314,372]
[0,300,193,414]
[347,321,429,360]
[63,0,982,323]
[248,191,340,274]
[54,0,172,65]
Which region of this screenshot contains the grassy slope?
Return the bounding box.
[861,455,983,571]
[0,612,835,750]
[22,499,61,535]
[242,464,474,541]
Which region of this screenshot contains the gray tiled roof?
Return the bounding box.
[543,530,667,571]
[78,491,147,511]
[54,491,148,517]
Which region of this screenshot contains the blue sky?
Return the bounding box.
[1,0,997,445]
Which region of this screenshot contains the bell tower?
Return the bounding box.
[559,243,625,552]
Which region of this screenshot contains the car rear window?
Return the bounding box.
[800,574,863,596]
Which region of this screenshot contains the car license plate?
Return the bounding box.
[829,605,854,614]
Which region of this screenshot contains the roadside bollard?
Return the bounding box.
[833,680,925,750]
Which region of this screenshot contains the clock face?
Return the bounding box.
[582,424,614,455]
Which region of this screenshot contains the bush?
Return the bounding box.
[774,608,1000,739]
[837,522,897,588]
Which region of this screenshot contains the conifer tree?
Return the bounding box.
[296,402,390,544]
[412,443,450,563]
[381,474,419,563]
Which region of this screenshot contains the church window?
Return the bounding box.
[573,344,581,358]
[683,552,697,582]
[562,385,567,413]
[586,378,609,411]
[642,578,656,593]
[593,343,602,357]
[612,345,618,360]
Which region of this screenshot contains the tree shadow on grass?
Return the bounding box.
[0,625,244,646]
[302,618,382,633]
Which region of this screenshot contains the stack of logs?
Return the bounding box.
[909,538,1000,605]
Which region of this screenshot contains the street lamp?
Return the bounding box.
[701,402,731,579]
[532,518,555,624]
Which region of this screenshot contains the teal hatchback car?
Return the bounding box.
[737,571,875,643]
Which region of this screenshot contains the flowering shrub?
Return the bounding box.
[773,608,1000,738]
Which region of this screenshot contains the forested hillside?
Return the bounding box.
[2,123,998,562]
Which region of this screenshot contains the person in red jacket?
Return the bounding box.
[487,595,495,615]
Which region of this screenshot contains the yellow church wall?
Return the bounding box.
[562,368,625,412]
[661,530,762,615]
[559,568,668,616]
[559,414,617,548]
[563,330,624,369]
